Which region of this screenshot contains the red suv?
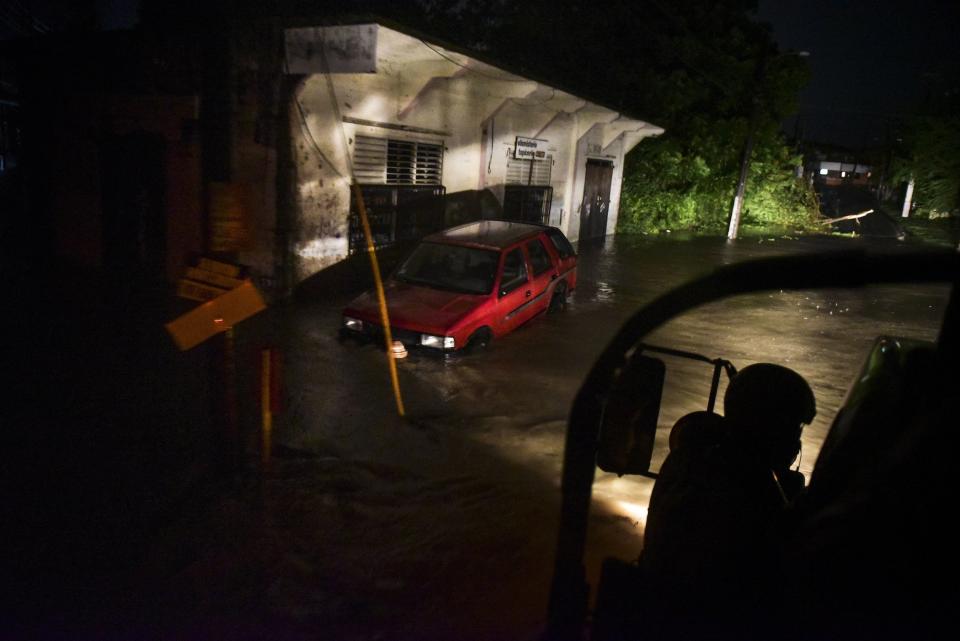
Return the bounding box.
[341,220,577,353]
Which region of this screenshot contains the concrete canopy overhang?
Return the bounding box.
[284,23,663,146]
[604,118,666,154]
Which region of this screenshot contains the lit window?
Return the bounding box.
[819,168,828,176]
[841,171,847,178]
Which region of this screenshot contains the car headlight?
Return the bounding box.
[421,334,455,349]
[343,316,364,331]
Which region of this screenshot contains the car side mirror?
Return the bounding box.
[596,354,665,476]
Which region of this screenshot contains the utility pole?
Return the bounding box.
[727,89,763,241]
[727,50,808,241]
[901,177,915,218]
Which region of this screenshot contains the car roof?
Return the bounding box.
[423,220,548,251]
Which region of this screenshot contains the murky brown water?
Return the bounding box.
[274,233,949,639]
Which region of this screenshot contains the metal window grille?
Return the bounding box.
[503,185,553,224]
[353,135,388,183]
[506,155,552,186]
[354,135,443,185]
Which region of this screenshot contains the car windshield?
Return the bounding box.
[396,242,499,295]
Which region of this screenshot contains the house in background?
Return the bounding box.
[279,23,663,285]
[7,16,662,296]
[805,145,873,188]
[810,159,873,187]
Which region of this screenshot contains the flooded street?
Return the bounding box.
[265,234,948,640]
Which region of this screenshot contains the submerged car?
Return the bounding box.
[342,220,577,353]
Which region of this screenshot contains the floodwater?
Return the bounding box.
[259,234,948,640]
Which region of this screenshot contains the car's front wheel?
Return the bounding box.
[465,327,493,352]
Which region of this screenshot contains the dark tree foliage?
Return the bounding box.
[193,0,817,233]
[389,0,818,234]
[892,74,960,219]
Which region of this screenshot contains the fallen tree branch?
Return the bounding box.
[821,209,875,225]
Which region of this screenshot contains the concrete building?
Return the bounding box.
[809,159,873,187]
[277,23,663,285]
[9,18,662,298]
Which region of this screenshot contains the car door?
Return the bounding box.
[495,246,532,334]
[523,236,558,316]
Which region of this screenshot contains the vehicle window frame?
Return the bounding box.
[526,237,555,277]
[394,241,500,295]
[498,246,529,297]
[545,228,576,260]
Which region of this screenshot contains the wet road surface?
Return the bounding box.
[817,185,903,237]
[253,233,949,640]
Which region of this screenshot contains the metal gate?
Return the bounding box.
[348,184,446,254]
[503,185,553,224]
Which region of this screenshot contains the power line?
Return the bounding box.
[293,96,344,179]
[418,39,530,83]
[419,39,559,106]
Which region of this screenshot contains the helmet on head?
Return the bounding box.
[724,363,816,428]
[724,363,816,468]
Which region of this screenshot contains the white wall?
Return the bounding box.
[285,25,661,285]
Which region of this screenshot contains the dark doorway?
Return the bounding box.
[99,132,166,283]
[579,159,613,240]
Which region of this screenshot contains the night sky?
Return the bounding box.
[758,0,960,148]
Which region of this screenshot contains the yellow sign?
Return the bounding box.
[166,280,266,350]
[197,257,243,278]
[177,279,228,302]
[176,258,247,302]
[185,266,244,290]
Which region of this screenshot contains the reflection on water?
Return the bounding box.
[287,233,950,491]
[278,233,951,637]
[590,280,616,303]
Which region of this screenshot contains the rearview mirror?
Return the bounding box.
[596,354,665,476]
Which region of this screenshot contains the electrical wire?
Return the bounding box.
[293,96,344,179]
[509,87,557,107]
[419,39,531,83]
[281,32,346,178]
[419,39,569,108]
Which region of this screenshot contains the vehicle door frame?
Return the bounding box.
[494,243,533,334]
[543,228,578,290]
[522,234,560,318]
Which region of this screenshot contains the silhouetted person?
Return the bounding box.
[638,364,816,640]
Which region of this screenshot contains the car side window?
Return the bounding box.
[499,248,528,296]
[527,238,554,276]
[546,228,575,259]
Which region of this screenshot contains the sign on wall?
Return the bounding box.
[167,280,266,350]
[284,25,379,74]
[514,137,548,160]
[176,257,245,302]
[168,257,267,350]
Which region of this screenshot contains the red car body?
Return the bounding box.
[342,221,577,353]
